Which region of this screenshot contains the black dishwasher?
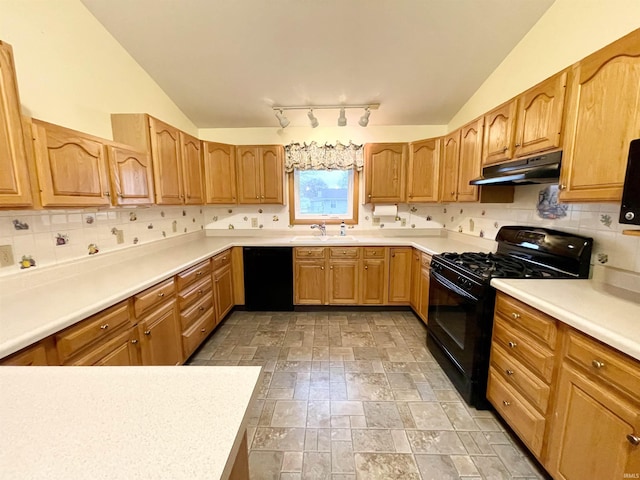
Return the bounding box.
[243,247,294,311]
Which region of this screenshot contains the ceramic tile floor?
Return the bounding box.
[188,310,550,480]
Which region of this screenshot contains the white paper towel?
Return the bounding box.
[372,205,398,217]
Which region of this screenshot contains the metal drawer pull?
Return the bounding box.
[200,328,206,333]
[196,271,203,276]
[144,330,151,336]
[627,434,640,446]
[511,312,520,319]
[502,400,511,407]
[199,306,205,311]
[343,251,347,254]
[158,292,165,297]
[505,369,514,376]
[131,339,138,345]
[100,324,109,330]
[591,360,605,369]
[508,341,517,349]
[364,266,368,270]
[198,289,203,295]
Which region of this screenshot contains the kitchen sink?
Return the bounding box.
[290,235,359,243]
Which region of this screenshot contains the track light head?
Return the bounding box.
[337,108,347,127]
[275,109,290,128]
[308,109,319,128]
[358,108,370,127]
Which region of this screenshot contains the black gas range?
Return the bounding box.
[427,226,593,409]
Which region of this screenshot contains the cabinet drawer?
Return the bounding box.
[67,328,139,366]
[564,327,640,398]
[56,301,131,363]
[180,291,214,331]
[182,307,216,359]
[0,342,49,366]
[178,276,212,311]
[329,247,360,258]
[133,278,175,318]
[495,293,558,349]
[487,368,546,458]
[211,249,232,271]
[493,316,555,382]
[295,247,326,259]
[491,344,551,413]
[176,260,211,291]
[421,253,432,267]
[363,247,385,259]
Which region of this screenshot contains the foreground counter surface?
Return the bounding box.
[0,366,262,480]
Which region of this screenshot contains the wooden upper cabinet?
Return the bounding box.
[105,144,154,206]
[364,143,407,203]
[514,71,568,158]
[482,99,518,166]
[148,116,183,205]
[559,29,640,202]
[407,138,440,203]
[236,145,284,204]
[203,141,237,204]
[31,119,110,207]
[440,130,460,202]
[180,132,204,205]
[457,118,483,202]
[0,41,32,207]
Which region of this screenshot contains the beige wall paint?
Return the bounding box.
[198,125,446,145]
[449,0,640,130]
[0,0,197,139]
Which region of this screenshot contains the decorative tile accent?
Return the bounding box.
[258,209,263,214]
[55,233,69,246]
[494,222,499,228]
[536,185,568,219]
[600,214,612,228]
[84,215,95,225]
[458,226,463,233]
[212,216,218,222]
[184,227,188,233]
[459,209,463,214]
[411,224,416,228]
[443,208,447,214]
[147,223,154,229]
[199,209,203,214]
[19,255,36,269]
[228,224,235,229]
[228,209,233,214]
[426,216,432,221]
[597,253,608,264]
[162,231,166,238]
[133,237,139,244]
[129,212,137,221]
[13,219,29,230]
[160,211,165,217]
[273,215,279,222]
[87,243,99,255]
[172,221,178,232]
[192,217,196,223]
[481,210,486,216]
[479,230,485,238]
[410,206,417,213]
[182,210,186,216]
[259,224,264,229]
[243,216,248,221]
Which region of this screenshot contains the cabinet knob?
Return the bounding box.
[343,251,347,255]
[450,191,455,196]
[511,312,520,319]
[508,341,517,349]
[261,195,264,199]
[627,434,640,446]
[256,195,259,199]
[200,328,206,333]
[502,146,508,152]
[330,266,333,270]
[502,400,511,407]
[515,143,521,147]
[100,324,109,330]
[364,265,368,270]
[505,369,514,376]
[196,271,203,276]
[105,191,110,197]
[144,330,151,336]
[368,194,371,198]
[222,257,227,261]
[321,266,324,270]
[199,306,205,311]
[131,339,138,344]
[198,289,203,295]
[591,359,605,369]
[559,184,567,190]
[158,292,165,297]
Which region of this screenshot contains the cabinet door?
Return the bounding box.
[361,258,386,305]
[547,363,640,480]
[180,132,204,205]
[407,138,440,203]
[440,130,460,202]
[70,328,141,366]
[213,264,234,322]
[0,41,32,207]
[203,141,237,204]
[260,146,284,204]
[364,143,407,203]
[138,300,182,366]
[482,99,517,165]
[106,145,154,206]
[31,120,110,207]
[560,30,640,202]
[328,259,359,304]
[294,260,326,305]
[0,342,48,366]
[410,249,421,311]
[514,71,567,158]
[149,116,183,205]
[457,119,482,202]
[236,146,261,204]
[388,247,412,304]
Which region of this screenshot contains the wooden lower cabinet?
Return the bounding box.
[294,259,326,305]
[388,247,412,304]
[213,263,234,322]
[328,259,359,304]
[361,257,386,304]
[137,299,182,366]
[181,307,216,359]
[0,341,50,365]
[70,328,141,366]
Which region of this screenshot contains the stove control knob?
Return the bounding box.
[625,211,635,221]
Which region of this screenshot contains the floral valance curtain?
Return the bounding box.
[284,141,364,172]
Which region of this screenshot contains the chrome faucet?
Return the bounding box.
[310,222,327,236]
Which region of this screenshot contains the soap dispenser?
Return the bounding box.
[340,221,346,236]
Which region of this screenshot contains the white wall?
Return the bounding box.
[449,0,640,130]
[0,0,197,138]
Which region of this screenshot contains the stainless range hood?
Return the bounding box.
[469,150,562,186]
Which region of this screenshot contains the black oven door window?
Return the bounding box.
[428,270,482,376]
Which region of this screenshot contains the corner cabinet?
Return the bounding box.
[236,145,284,204]
[203,141,237,204]
[364,143,407,203]
[559,29,640,202]
[407,138,440,203]
[0,40,33,207]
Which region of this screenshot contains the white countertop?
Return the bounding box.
[0,366,262,480]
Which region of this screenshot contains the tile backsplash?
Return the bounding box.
[1,184,638,277]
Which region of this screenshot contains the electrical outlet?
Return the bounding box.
[400,218,407,227]
[115,229,124,244]
[251,217,258,228]
[0,245,14,267]
[372,217,381,225]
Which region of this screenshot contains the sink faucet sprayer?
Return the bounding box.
[310,222,327,236]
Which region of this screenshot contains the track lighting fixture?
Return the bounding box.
[337,108,347,127]
[358,107,371,127]
[275,109,290,128]
[307,109,319,128]
[271,104,379,128]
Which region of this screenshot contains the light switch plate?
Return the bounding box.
[372,217,381,225]
[400,218,407,227]
[115,229,124,244]
[0,245,14,267]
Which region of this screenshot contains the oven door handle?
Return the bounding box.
[431,269,479,302]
